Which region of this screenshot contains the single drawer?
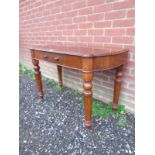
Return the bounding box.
[34,51,64,65]
[32,50,82,70]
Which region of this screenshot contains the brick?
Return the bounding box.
[113,19,135,27]
[131,53,135,60]
[48,26,57,31]
[124,45,135,52]
[127,28,135,35]
[104,44,123,49]
[65,0,74,3]
[33,1,42,8]
[73,16,86,23]
[127,9,135,17]
[79,23,93,29]
[128,83,135,90]
[55,13,65,19]
[78,8,93,15]
[66,24,78,30]
[94,4,113,13]
[58,36,67,41]
[51,7,61,14]
[54,31,62,36]
[74,42,88,47]
[43,10,51,16]
[126,60,135,68]
[45,3,54,10]
[121,87,135,96]
[63,30,73,35]
[79,36,93,42]
[130,69,135,76]
[105,10,126,19]
[52,20,61,25]
[94,21,111,28]
[87,0,105,6]
[87,43,103,49]
[112,37,133,44]
[61,18,72,25]
[94,37,111,43]
[54,0,64,7]
[65,10,78,17]
[127,53,132,60]
[74,30,87,35]
[61,5,72,12]
[113,0,135,10]
[88,29,103,35]
[67,36,79,41]
[64,42,77,47]
[105,29,125,35]
[87,14,104,21]
[73,1,86,9]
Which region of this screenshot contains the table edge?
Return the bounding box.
[30,48,129,57]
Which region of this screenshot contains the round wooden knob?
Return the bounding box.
[53,57,59,61]
[43,55,48,59]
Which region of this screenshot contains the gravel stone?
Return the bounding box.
[19,74,135,155]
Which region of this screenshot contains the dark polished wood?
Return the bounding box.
[30,44,128,128]
[113,65,123,111]
[82,58,93,128]
[31,53,44,100]
[57,65,63,87]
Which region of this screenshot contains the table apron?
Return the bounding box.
[32,50,128,72]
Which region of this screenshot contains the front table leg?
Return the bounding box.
[32,59,44,100]
[113,65,123,111]
[83,71,93,128]
[57,65,63,87]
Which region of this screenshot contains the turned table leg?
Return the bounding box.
[82,58,93,128]
[113,65,123,111]
[83,71,93,128]
[32,59,44,99]
[57,65,63,87]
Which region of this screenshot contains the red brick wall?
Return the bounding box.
[19,0,135,112]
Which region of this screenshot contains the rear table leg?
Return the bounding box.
[57,65,63,87]
[113,65,123,111]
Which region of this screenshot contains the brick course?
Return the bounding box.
[19,0,135,112]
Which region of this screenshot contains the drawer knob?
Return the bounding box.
[53,57,59,61]
[43,55,48,59]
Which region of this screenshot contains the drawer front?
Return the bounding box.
[34,51,63,65]
[33,50,82,70]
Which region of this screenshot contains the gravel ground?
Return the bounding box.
[19,74,135,155]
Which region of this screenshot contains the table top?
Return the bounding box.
[31,45,128,57]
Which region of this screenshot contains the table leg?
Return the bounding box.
[57,65,63,87]
[83,71,93,128]
[32,59,44,100]
[113,65,123,111]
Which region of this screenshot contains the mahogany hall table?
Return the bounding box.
[30,45,128,128]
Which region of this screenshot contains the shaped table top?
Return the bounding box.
[31,44,128,57]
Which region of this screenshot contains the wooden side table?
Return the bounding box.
[30,45,128,128]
